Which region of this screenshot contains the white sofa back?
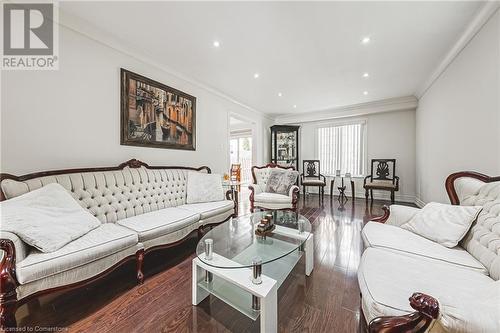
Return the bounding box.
[0,160,209,223]
[447,173,500,280]
[459,181,500,280]
[252,164,295,187]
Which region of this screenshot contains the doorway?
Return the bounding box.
[229,135,253,184]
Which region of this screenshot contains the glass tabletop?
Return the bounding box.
[196,210,312,269]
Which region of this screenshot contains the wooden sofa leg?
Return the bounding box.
[0,239,18,330]
[0,295,17,330]
[365,189,369,201]
[135,249,145,285]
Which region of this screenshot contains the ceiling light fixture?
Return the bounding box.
[293,105,297,108]
[361,36,371,44]
[363,72,369,78]
[253,73,260,79]
[278,92,283,97]
[363,91,368,95]
[213,40,220,48]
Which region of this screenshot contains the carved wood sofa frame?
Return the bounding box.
[0,159,237,329]
[249,163,300,212]
[362,171,500,333]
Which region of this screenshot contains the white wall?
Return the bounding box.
[416,9,500,204]
[296,109,416,202]
[1,17,270,175]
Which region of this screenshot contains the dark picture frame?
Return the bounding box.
[120,68,196,150]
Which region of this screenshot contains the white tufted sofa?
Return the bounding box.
[358,171,500,333]
[0,159,236,328]
[248,164,300,212]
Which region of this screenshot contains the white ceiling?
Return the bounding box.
[61,1,483,116]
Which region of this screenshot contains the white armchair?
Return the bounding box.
[248,164,300,212]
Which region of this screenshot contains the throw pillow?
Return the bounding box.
[401,202,482,248]
[1,183,101,253]
[265,169,299,195]
[186,172,224,204]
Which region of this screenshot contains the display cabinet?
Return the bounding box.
[270,125,300,171]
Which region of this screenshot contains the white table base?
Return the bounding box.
[192,232,314,333]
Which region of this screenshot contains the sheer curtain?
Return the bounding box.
[317,122,366,176]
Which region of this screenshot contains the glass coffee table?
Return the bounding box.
[192,210,314,332]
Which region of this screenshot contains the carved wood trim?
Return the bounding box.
[248,185,256,212]
[370,205,390,223]
[0,240,18,329]
[135,249,145,285]
[368,293,439,333]
[0,159,211,201]
[445,171,500,205]
[250,164,295,184]
[291,187,300,211]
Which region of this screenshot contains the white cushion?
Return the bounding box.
[401,202,482,248]
[265,169,299,195]
[385,205,420,227]
[362,222,487,274]
[438,280,500,333]
[179,200,234,219]
[117,207,199,242]
[1,183,101,253]
[254,192,292,203]
[186,172,224,204]
[358,248,495,328]
[16,223,138,284]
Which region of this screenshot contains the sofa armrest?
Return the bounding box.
[370,205,420,225]
[0,238,19,293]
[289,185,300,197]
[248,184,264,195]
[385,205,420,227]
[0,232,28,263]
[369,293,439,333]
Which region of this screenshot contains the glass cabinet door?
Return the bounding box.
[271,125,299,170]
[276,131,296,166]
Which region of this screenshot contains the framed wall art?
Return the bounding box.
[120,68,196,150]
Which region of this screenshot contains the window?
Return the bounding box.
[317,121,366,177]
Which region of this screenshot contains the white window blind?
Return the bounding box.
[317,122,366,177]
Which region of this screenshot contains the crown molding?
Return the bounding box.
[416,1,500,98]
[54,6,273,121]
[273,96,417,124]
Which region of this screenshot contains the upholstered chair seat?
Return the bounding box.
[365,179,397,189]
[301,178,326,186]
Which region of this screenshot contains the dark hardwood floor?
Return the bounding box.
[16,194,411,332]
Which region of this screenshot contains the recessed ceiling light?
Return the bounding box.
[361,36,371,44]
[278,92,283,97]
[363,72,369,78]
[293,105,297,108]
[363,91,368,95]
[213,40,220,48]
[253,73,260,79]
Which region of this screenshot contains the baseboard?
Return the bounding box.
[414,197,426,208]
[303,188,416,204]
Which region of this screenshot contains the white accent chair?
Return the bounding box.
[358,171,500,333]
[248,164,300,212]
